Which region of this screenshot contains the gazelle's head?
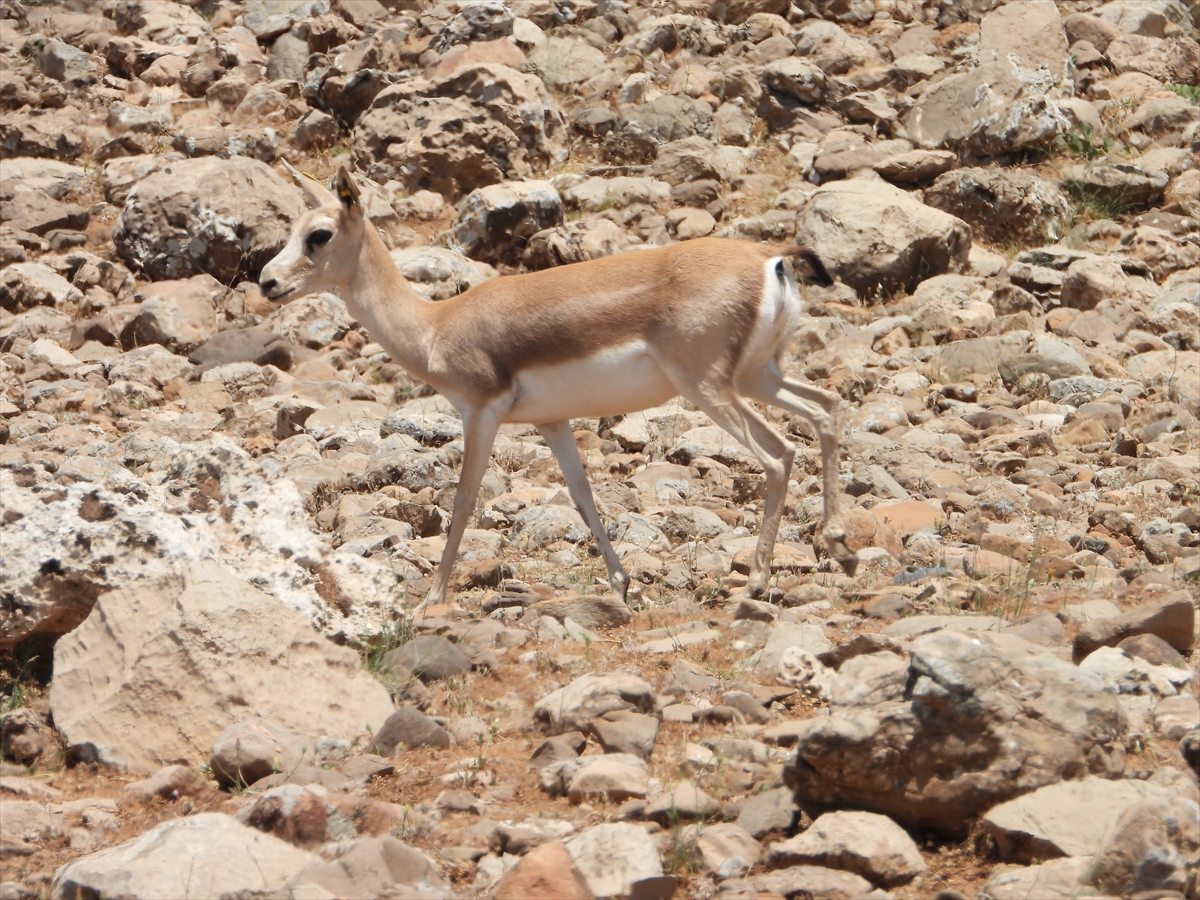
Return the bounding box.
[259,164,365,303]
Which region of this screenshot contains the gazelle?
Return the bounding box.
[260,166,857,611]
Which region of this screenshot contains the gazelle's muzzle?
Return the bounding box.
[259,277,286,300]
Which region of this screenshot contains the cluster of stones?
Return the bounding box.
[0,0,1197,898]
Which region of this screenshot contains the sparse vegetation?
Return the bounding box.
[1049,123,1115,161]
[1062,179,1138,224]
[3,2,1198,898]
[1166,83,1200,105]
[360,616,416,684]
[0,652,41,715]
[663,810,706,876]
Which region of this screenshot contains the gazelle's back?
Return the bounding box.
[425,239,792,397]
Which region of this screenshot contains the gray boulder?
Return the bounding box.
[0,189,88,237]
[925,167,1071,244]
[980,856,1094,900]
[591,710,659,760]
[0,158,89,198]
[796,176,971,295]
[451,180,564,266]
[380,635,472,683]
[0,440,402,649]
[760,57,826,105]
[0,262,83,312]
[113,156,305,282]
[604,95,714,164]
[792,20,884,74]
[1106,33,1200,84]
[353,64,564,199]
[1061,161,1170,211]
[300,835,451,898]
[188,325,292,373]
[903,60,1068,159]
[737,786,799,838]
[243,0,326,41]
[210,717,314,789]
[527,595,633,630]
[1059,256,1158,311]
[979,0,1069,73]
[529,36,607,86]
[390,247,497,301]
[121,275,223,352]
[1073,592,1196,661]
[0,107,84,160]
[784,630,1128,836]
[372,707,455,754]
[651,136,731,185]
[382,395,464,446]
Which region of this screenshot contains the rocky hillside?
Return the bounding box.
[1,0,1199,898]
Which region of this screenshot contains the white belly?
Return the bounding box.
[506,343,677,423]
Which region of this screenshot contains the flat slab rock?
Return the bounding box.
[767,810,927,888]
[493,840,595,900]
[50,562,393,773]
[980,855,1095,900]
[571,757,650,802]
[565,822,664,899]
[720,864,887,899]
[981,775,1178,863]
[298,834,450,898]
[50,813,318,899]
[529,594,633,629]
[1072,592,1196,662]
[697,823,761,877]
[750,622,832,674]
[882,613,1003,640]
[534,672,655,732]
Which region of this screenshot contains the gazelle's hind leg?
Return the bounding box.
[537,420,631,600]
[667,379,795,598]
[745,362,858,576]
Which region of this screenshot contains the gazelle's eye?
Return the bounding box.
[307,229,332,250]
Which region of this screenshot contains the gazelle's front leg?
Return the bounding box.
[419,406,504,611]
[746,365,858,576]
[537,420,631,600]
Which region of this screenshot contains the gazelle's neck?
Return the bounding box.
[341,223,436,383]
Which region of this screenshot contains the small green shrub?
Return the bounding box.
[1051,123,1114,161]
[1167,83,1200,105]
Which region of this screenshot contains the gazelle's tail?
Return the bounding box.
[779,245,833,287]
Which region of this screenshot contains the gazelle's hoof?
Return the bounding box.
[823,532,858,577]
[611,570,632,602]
[624,582,644,607]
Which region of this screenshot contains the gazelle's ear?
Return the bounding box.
[334,166,361,217]
[280,160,336,209]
